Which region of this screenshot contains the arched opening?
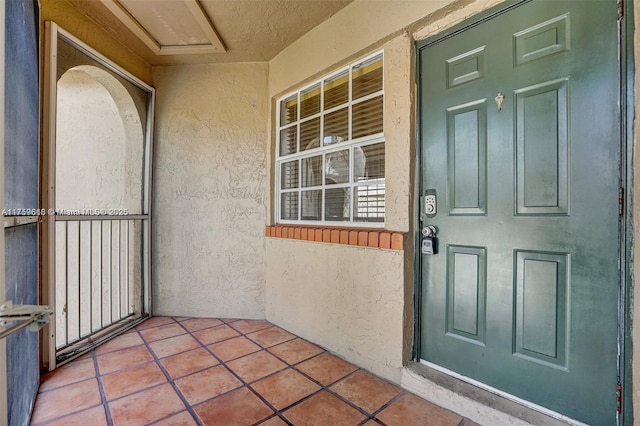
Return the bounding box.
[56,65,144,213]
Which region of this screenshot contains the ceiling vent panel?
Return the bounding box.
[99,0,226,55]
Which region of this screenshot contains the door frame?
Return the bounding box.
[620,0,635,422]
[41,23,155,370]
[413,0,635,423]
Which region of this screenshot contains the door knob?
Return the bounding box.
[422,226,437,237]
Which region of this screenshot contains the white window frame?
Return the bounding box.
[275,50,385,227]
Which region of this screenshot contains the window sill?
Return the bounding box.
[265,225,404,250]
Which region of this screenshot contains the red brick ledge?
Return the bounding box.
[265,226,404,250]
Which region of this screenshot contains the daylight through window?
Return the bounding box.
[276,52,385,225]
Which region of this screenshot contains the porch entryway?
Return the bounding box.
[30,317,476,425]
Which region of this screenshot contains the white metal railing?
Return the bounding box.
[55,216,145,354]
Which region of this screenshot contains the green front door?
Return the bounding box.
[418,1,620,424]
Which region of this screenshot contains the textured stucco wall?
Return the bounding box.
[56,69,143,212]
[152,63,268,318]
[268,0,457,98]
[264,0,446,383]
[266,238,405,381]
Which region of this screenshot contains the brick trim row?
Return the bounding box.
[265,226,404,250]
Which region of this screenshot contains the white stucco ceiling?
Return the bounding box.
[68,0,354,65]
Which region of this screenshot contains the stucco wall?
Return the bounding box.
[266,238,405,382]
[268,0,457,99]
[264,0,445,383]
[152,63,268,318]
[56,69,143,212]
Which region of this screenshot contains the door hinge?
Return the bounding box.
[619,188,624,216]
[617,382,622,413]
[617,0,624,21]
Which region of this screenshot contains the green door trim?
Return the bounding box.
[412,1,636,424]
[621,0,635,423]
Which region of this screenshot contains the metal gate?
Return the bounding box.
[43,24,154,367]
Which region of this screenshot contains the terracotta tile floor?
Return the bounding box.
[31,317,475,426]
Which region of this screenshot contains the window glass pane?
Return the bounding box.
[301,190,322,220]
[356,143,385,182]
[324,70,348,110]
[280,160,299,189]
[275,52,385,225]
[323,107,348,142]
[280,192,299,220]
[280,94,297,126]
[354,183,385,222]
[352,55,383,100]
[352,96,383,139]
[300,117,320,151]
[302,155,322,187]
[279,126,297,156]
[300,84,320,119]
[325,188,350,221]
[325,149,350,185]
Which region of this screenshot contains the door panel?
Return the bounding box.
[419,1,619,424]
[515,78,569,214]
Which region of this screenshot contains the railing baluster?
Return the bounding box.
[100,220,103,328]
[77,221,81,339]
[89,221,93,333]
[126,220,130,315]
[109,220,113,324]
[117,221,121,319]
[65,221,69,347]
[54,217,146,357]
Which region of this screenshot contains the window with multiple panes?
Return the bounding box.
[276,52,384,225]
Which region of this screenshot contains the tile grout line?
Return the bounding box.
[358,418,386,426]
[220,319,348,425]
[76,317,444,426]
[220,319,399,424]
[91,348,116,426]
[284,363,377,422]
[133,319,205,426]
[364,390,408,425]
[33,317,304,426]
[100,326,298,424]
[255,333,404,424]
[178,319,296,426]
[32,355,114,426]
[174,320,264,349]
[34,355,115,426]
[93,318,205,423]
[228,329,383,422]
